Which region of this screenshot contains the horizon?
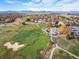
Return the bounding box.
[0,11,79,12]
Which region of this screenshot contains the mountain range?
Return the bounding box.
[0,11,79,15]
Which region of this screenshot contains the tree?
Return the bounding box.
[47,21,52,28]
[55,21,59,27]
[59,25,68,34]
[66,32,75,40]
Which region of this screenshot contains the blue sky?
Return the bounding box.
[0,0,79,11]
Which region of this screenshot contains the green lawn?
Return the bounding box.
[52,37,79,59]
[53,50,76,59]
[68,43,79,57]
[0,24,49,59]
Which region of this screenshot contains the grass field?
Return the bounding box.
[52,43,79,59]
[68,43,79,57]
[53,50,77,59]
[0,23,79,59]
[0,24,49,59]
[52,36,79,59]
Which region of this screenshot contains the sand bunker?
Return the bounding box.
[4,42,13,49]
[12,42,25,52]
[4,42,25,52]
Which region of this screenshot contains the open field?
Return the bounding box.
[0,24,79,59]
[52,36,79,59]
[0,24,49,59]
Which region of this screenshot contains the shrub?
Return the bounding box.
[22,22,27,25]
[66,34,75,40]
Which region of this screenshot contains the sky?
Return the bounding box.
[0,0,79,11]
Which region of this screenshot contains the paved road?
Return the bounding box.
[49,47,56,59]
[49,44,79,59]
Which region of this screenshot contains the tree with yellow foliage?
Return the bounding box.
[59,25,69,34]
[47,21,52,28]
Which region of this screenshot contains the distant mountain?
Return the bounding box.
[0,11,79,15]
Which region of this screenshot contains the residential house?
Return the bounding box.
[71,26,79,36]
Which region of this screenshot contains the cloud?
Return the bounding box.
[59,0,75,3]
[25,0,79,11]
[3,0,79,11]
[31,0,42,3]
[55,0,76,7]
[60,0,79,11]
[22,0,78,8]
[23,2,43,7]
[27,8,52,11]
[22,0,58,8]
